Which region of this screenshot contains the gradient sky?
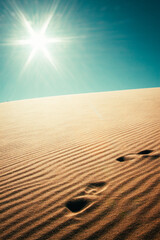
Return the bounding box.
[0,0,159,102]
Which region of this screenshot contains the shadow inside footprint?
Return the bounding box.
[88,181,106,188]
[116,156,125,162]
[66,198,90,213]
[138,150,153,155]
[151,154,160,160]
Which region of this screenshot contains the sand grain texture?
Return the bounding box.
[0,88,160,240]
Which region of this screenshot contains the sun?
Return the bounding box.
[11,12,64,69]
[5,9,76,71]
[18,14,58,68]
[29,32,47,50]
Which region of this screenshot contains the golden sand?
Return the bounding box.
[0,88,160,240]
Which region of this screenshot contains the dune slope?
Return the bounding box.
[0,88,160,240]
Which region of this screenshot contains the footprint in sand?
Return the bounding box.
[137,150,153,155]
[65,197,91,213]
[85,181,107,195]
[65,181,107,213]
[116,149,153,162]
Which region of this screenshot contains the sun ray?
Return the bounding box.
[19,12,34,36]
[27,48,37,63]
[40,14,53,35]
[16,39,32,46]
[23,48,37,72]
[42,47,57,69]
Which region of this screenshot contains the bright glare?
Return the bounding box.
[20,15,57,68]
[30,32,47,49]
[11,12,64,69]
[5,8,78,72]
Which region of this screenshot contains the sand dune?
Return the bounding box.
[0,88,160,240]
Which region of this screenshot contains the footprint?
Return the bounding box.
[138,150,153,155]
[85,181,107,195]
[116,150,154,162]
[65,197,91,213]
[150,154,160,160]
[116,154,136,162]
[65,181,107,213]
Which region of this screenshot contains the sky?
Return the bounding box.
[0,0,159,102]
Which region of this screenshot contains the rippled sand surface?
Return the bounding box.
[1,88,160,240]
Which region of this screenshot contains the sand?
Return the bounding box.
[0,88,160,240]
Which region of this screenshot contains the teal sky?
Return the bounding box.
[0,0,159,102]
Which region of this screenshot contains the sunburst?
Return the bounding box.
[3,4,83,76]
[15,14,60,69]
